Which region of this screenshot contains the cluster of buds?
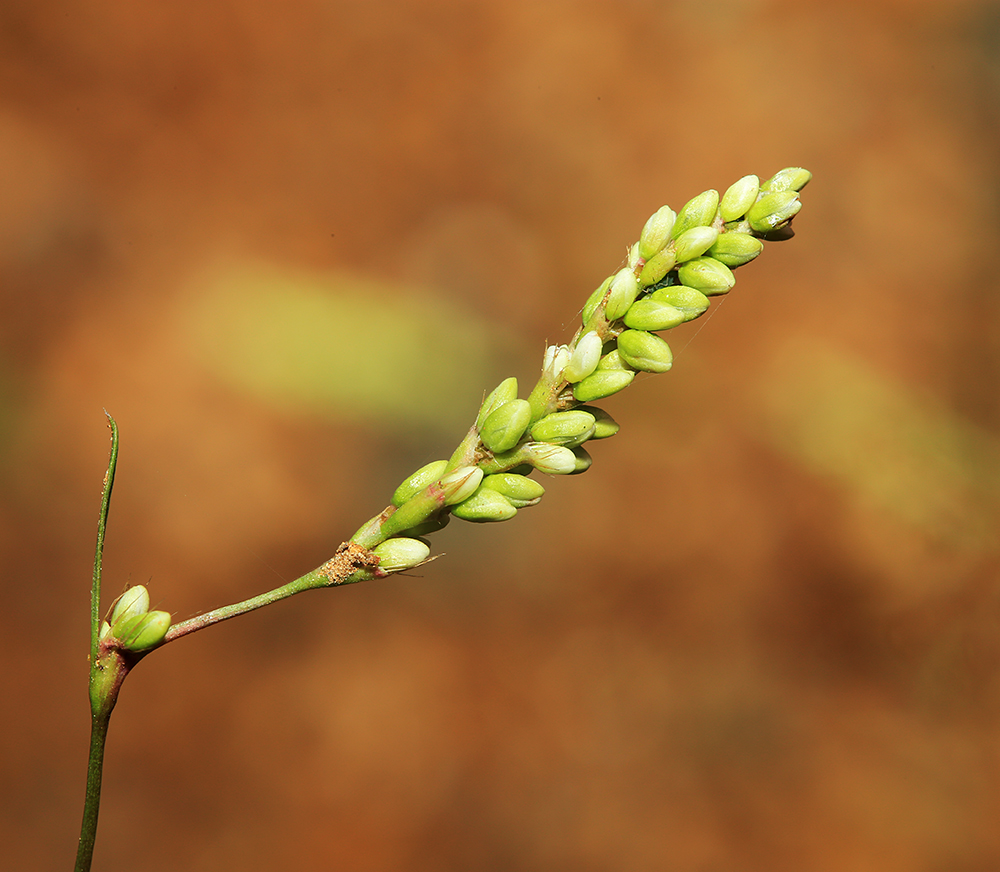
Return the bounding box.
[350,169,810,575]
[99,585,171,653]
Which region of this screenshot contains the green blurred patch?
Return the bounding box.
[182,266,498,435]
[759,338,1000,550]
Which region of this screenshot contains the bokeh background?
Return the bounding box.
[3,1,1000,870]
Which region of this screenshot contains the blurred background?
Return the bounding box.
[3,1,999,870]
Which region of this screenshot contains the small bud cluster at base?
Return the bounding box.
[105,585,171,652]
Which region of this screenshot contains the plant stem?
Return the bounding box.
[75,413,120,872]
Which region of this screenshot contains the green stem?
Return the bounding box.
[75,413,120,872]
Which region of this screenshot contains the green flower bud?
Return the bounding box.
[671,189,720,238]
[582,276,613,326]
[521,442,578,475]
[480,473,545,508]
[372,537,431,572]
[439,465,484,505]
[719,175,760,222]
[575,405,620,439]
[623,297,686,332]
[572,369,635,402]
[563,331,602,383]
[616,329,673,373]
[648,285,710,320]
[746,191,801,233]
[569,446,593,474]
[452,486,518,522]
[709,232,763,268]
[476,377,519,430]
[114,610,171,652]
[762,167,812,193]
[673,226,719,264]
[110,585,150,625]
[391,459,449,507]
[638,205,677,260]
[596,348,634,372]
[604,268,641,322]
[480,398,532,453]
[676,257,736,295]
[626,241,642,270]
[637,247,677,288]
[530,410,597,448]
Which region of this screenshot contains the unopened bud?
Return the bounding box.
[616,330,673,373]
[521,442,578,475]
[624,297,686,332]
[761,167,812,193]
[638,205,677,260]
[648,286,710,320]
[114,610,171,652]
[604,268,641,322]
[391,459,448,507]
[720,175,760,222]
[746,191,801,233]
[372,537,431,572]
[709,232,763,268]
[110,585,150,626]
[452,487,518,522]
[530,410,597,448]
[572,369,635,402]
[563,331,603,383]
[673,226,719,264]
[582,276,613,326]
[637,247,677,288]
[439,466,484,505]
[476,377,519,430]
[671,189,720,238]
[575,405,620,439]
[480,399,532,453]
[569,446,593,474]
[480,473,545,508]
[676,257,736,295]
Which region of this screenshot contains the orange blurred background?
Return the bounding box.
[3,1,1000,870]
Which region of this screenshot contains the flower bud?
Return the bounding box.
[391,459,449,507]
[719,175,760,222]
[638,205,677,260]
[114,610,171,652]
[648,286,710,320]
[637,247,677,288]
[452,486,518,522]
[480,473,545,508]
[372,537,431,572]
[709,232,763,268]
[480,399,532,453]
[616,330,673,373]
[582,276,613,326]
[569,446,593,474]
[596,349,634,372]
[521,442,578,475]
[671,189,720,238]
[476,377,518,430]
[623,298,686,332]
[604,268,641,322]
[575,405,620,439]
[542,344,572,380]
[439,465,484,505]
[530,410,597,448]
[673,226,718,264]
[562,331,602,383]
[626,241,642,270]
[761,167,812,193]
[451,488,517,523]
[572,369,635,402]
[676,257,736,295]
[746,191,801,233]
[110,585,150,626]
